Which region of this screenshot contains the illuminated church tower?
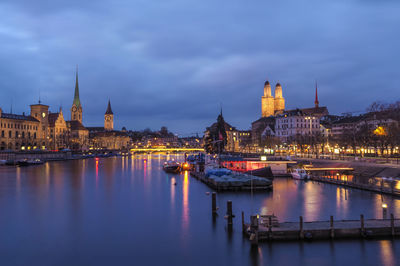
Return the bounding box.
[274,82,285,114]
[104,99,114,131]
[261,81,275,117]
[71,67,83,123]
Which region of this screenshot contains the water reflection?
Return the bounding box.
[303,182,323,220]
[171,177,176,207]
[336,187,349,218]
[182,171,189,232]
[0,156,399,266]
[379,240,395,266]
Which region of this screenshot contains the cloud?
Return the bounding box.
[0,0,399,134]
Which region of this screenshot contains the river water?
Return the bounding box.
[0,154,399,266]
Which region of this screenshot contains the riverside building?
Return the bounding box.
[0,67,130,152]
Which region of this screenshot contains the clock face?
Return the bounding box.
[105,116,110,121]
[72,106,77,112]
[42,112,46,118]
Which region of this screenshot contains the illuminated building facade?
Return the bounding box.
[0,107,41,150]
[48,108,69,150]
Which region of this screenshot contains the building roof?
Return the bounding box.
[1,112,39,122]
[66,120,87,131]
[48,113,60,127]
[87,127,105,132]
[90,131,129,137]
[299,106,328,115]
[251,116,275,125]
[207,121,236,132]
[105,100,113,115]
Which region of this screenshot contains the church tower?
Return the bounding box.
[71,66,83,123]
[314,82,319,108]
[274,82,285,114]
[261,81,275,117]
[104,99,114,131]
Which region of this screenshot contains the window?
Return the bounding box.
[9,131,11,138]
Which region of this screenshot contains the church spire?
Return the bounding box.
[315,81,319,108]
[73,65,81,107]
[105,99,113,114]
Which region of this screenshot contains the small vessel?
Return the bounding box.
[5,160,15,166]
[291,168,309,180]
[163,161,181,173]
[28,159,44,165]
[0,160,6,165]
[16,159,30,167]
[16,159,44,166]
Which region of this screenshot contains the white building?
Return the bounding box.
[275,109,320,141]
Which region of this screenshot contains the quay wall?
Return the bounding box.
[0,151,72,161]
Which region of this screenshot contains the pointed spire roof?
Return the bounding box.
[105,99,113,115]
[73,65,81,107]
[315,81,319,108]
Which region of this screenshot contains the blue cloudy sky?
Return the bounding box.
[0,0,399,135]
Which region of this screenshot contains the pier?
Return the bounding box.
[244,215,400,243]
[309,174,400,197]
[190,171,272,191]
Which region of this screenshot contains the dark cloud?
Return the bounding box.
[0,0,399,134]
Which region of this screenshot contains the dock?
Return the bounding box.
[244,214,400,243]
[190,171,272,191]
[309,174,400,197]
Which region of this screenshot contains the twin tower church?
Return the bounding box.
[261,81,285,117]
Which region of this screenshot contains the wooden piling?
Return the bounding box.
[268,216,272,240]
[227,201,233,229]
[360,214,365,237]
[299,216,304,240]
[391,213,395,237]
[330,216,334,239]
[212,192,217,214]
[241,211,245,233]
[250,215,259,245]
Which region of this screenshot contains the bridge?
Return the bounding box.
[130,148,204,153]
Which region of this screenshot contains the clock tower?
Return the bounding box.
[30,102,49,149]
[104,100,114,131]
[71,67,83,123]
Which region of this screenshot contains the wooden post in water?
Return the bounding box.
[330,216,334,239]
[299,216,304,240]
[241,211,245,233]
[227,201,233,230]
[360,214,365,237]
[391,213,395,237]
[212,192,217,215]
[381,180,384,192]
[250,215,259,245]
[268,216,272,240]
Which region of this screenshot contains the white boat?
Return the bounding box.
[291,168,309,180]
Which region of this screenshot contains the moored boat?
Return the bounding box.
[28,159,44,165]
[163,161,181,173]
[16,159,30,167]
[291,168,309,180]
